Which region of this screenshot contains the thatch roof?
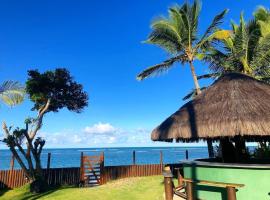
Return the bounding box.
[151,73,270,142]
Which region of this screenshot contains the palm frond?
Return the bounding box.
[251,34,270,69]
[0,81,25,106]
[137,54,187,80]
[197,72,221,80]
[146,17,183,54]
[196,9,228,50]
[182,86,207,101]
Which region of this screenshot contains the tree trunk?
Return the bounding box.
[189,61,214,158]
[189,61,201,95]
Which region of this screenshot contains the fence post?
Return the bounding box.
[175,168,183,186]
[185,150,189,160]
[163,166,173,200]
[160,151,163,172]
[186,181,194,200]
[47,153,51,170]
[10,155,15,170]
[132,151,136,165]
[80,152,84,184]
[100,152,105,185]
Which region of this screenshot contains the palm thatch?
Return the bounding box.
[151,73,270,142]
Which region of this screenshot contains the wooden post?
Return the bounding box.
[47,153,51,170]
[227,187,237,200]
[160,151,163,166]
[80,152,84,184]
[175,168,183,186]
[100,152,105,185]
[132,151,136,165]
[10,155,15,170]
[163,166,173,200]
[186,181,194,200]
[185,150,189,160]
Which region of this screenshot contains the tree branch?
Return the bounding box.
[2,122,10,137]
[29,99,50,140]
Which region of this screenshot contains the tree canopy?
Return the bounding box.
[26,68,88,113]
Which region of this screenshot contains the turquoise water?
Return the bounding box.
[0,147,209,170]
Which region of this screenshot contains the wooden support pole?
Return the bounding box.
[227,186,237,200]
[47,153,51,170]
[185,150,189,160]
[132,150,136,165]
[163,166,173,200]
[10,155,15,170]
[186,181,194,200]
[80,152,84,184]
[100,152,105,185]
[175,168,183,186]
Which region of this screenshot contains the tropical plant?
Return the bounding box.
[200,9,270,83]
[0,81,24,106]
[2,68,88,193]
[136,0,228,96]
[137,0,228,157]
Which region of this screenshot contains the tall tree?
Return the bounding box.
[137,0,228,157]
[0,81,24,106]
[2,68,88,193]
[200,11,270,83]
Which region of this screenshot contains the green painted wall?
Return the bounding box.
[183,164,270,200]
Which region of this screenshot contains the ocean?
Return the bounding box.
[0,147,209,170]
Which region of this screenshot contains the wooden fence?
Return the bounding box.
[0,164,164,189]
[0,167,80,189]
[0,150,187,189]
[102,164,163,184]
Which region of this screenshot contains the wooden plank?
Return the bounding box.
[182,178,245,188]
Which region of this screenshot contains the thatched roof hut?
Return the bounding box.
[151,73,270,142]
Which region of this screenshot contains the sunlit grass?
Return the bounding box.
[0,176,166,200]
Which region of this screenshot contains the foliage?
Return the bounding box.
[200,8,270,83]
[2,68,88,193]
[0,81,25,106]
[26,68,88,113]
[136,0,228,88]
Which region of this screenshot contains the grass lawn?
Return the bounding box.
[0,176,166,200]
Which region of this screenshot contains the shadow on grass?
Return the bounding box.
[0,188,9,197]
[25,185,79,200]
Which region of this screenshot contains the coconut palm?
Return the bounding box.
[137,0,228,96]
[137,1,228,157]
[200,10,270,83]
[0,81,25,106]
[254,6,270,37]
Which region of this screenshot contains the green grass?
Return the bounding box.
[0,176,166,200]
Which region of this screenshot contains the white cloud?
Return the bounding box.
[83,122,116,134]
[0,122,208,149]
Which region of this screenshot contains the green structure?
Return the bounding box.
[151,73,270,199]
[183,161,270,200]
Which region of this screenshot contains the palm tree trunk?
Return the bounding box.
[189,61,201,95]
[189,61,214,158]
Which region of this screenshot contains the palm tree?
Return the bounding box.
[137,0,228,157]
[137,1,228,95]
[0,81,25,106]
[254,6,270,37]
[200,10,270,83]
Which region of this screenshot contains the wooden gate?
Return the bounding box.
[80,152,104,187]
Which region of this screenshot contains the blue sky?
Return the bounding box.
[0,0,269,148]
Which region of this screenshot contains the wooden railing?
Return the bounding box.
[163,167,245,200]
